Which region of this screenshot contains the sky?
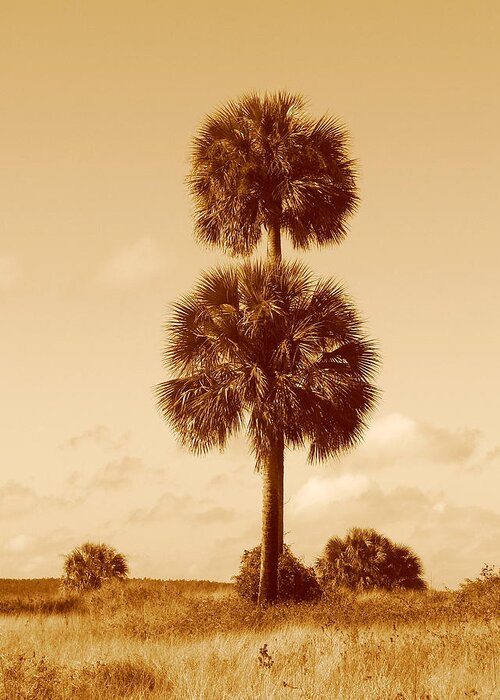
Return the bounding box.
[1,0,499,588]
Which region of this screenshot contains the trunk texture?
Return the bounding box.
[266,219,284,552]
[258,220,285,605]
[267,221,282,265]
[276,432,284,554]
[257,435,284,605]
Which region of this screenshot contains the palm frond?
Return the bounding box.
[155,369,244,454]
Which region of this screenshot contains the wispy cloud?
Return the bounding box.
[99,236,164,287]
[127,491,232,527]
[207,473,232,489]
[60,425,130,451]
[89,457,143,490]
[464,444,500,474]
[0,481,74,519]
[3,534,34,552]
[0,255,20,289]
[128,491,190,523]
[1,529,79,577]
[192,507,234,525]
[0,482,38,517]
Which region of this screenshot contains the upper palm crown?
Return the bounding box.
[156,261,378,467]
[189,92,359,256]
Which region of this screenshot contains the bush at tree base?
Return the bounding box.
[233,545,322,603]
[62,542,129,591]
[316,527,427,592]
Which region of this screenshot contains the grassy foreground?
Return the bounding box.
[0,577,498,699]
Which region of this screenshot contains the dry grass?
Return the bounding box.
[0,577,498,699]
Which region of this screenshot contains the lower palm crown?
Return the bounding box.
[156,261,379,467]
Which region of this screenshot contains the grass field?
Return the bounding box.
[0,576,498,699]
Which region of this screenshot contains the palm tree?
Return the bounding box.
[190,93,359,552]
[316,527,427,591]
[156,261,378,604]
[189,92,358,264]
[62,542,129,591]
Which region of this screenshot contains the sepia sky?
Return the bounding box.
[1,0,499,587]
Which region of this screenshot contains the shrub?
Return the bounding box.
[460,563,500,592]
[62,542,129,591]
[457,563,500,617]
[316,527,426,592]
[233,544,322,604]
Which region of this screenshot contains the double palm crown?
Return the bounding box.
[156,261,378,467]
[189,92,358,256]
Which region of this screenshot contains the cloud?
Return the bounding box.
[192,507,234,525]
[128,491,190,523]
[292,474,370,512]
[127,491,232,527]
[0,481,74,521]
[0,482,38,517]
[89,457,143,490]
[67,456,165,496]
[100,236,164,287]
[3,534,33,552]
[202,527,260,582]
[288,478,500,588]
[411,503,500,588]
[360,413,481,469]
[60,425,129,451]
[0,255,20,289]
[0,529,79,578]
[465,444,500,474]
[207,473,232,489]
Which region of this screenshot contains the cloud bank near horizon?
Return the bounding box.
[1,414,498,587]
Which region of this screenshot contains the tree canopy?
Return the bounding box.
[189,92,358,257]
[156,260,379,467]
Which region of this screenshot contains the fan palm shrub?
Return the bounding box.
[316,527,426,591]
[156,260,378,604]
[189,91,358,263]
[62,542,129,591]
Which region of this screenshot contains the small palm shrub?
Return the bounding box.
[233,545,322,604]
[316,527,426,591]
[62,542,129,591]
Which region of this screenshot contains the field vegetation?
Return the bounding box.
[0,571,498,699]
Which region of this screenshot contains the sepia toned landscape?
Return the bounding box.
[1,1,499,698]
[0,569,499,699]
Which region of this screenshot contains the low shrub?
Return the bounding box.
[316,527,427,592]
[233,544,322,604]
[61,542,129,592]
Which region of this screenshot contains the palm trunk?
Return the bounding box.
[258,220,285,606]
[276,431,284,554]
[267,220,282,265]
[258,435,283,605]
[266,219,284,553]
